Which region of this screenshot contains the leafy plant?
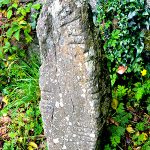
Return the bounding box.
[0,0,45,149]
[97,0,150,149]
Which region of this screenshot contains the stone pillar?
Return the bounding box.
[36,0,111,149]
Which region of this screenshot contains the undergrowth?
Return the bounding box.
[96,0,150,149]
[0,0,46,149]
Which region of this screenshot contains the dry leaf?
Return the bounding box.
[2,96,8,105]
[111,99,118,110]
[0,126,7,136]
[117,66,127,74]
[126,125,135,133]
[135,131,140,136]
[108,117,119,126]
[0,116,11,124]
[28,146,34,150]
[133,147,141,150]
[142,132,148,141]
[2,133,9,140]
[28,142,38,149]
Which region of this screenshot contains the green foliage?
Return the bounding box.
[97,0,149,84]
[142,138,150,150]
[133,80,150,101]
[1,57,43,148]
[0,0,45,149]
[97,0,150,149]
[109,126,125,147]
[115,85,128,100]
[104,144,111,150]
[0,1,41,92]
[32,3,41,10]
[110,135,120,147]
[136,122,145,131]
[0,57,44,149]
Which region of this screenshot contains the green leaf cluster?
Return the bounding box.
[97,0,149,79]
[0,0,45,149]
[97,0,150,149]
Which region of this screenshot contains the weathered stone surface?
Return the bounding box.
[36,0,111,149]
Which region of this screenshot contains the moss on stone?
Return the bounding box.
[144,31,150,51]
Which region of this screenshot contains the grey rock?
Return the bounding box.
[36,0,111,149]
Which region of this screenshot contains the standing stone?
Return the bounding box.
[36,0,111,149]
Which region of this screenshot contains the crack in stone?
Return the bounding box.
[70,98,75,113]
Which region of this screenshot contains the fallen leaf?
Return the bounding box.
[2,96,8,105]
[133,115,140,122]
[133,147,141,150]
[0,116,11,124]
[28,142,38,149]
[111,99,118,110]
[108,117,119,126]
[127,106,136,113]
[135,131,140,136]
[18,137,23,143]
[117,66,127,74]
[39,143,46,149]
[28,146,34,150]
[0,126,7,136]
[126,125,135,133]
[142,132,148,141]
[2,133,9,140]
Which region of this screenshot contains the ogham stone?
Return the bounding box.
[36,0,112,149]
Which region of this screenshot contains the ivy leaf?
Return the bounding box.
[13,30,20,41]
[145,21,149,30]
[135,45,144,56]
[25,3,32,13]
[142,11,149,16]
[128,11,136,19]
[7,9,12,19]
[32,4,41,10]
[30,21,36,30]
